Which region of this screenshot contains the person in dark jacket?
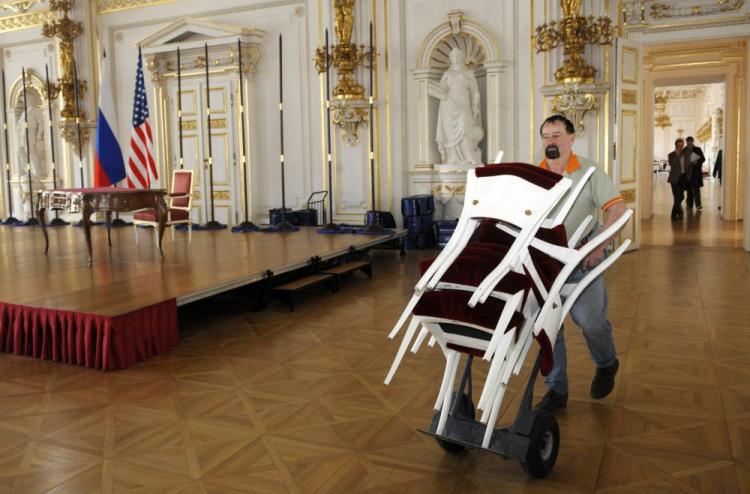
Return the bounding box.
[713,149,723,185]
[667,138,690,220]
[685,136,706,210]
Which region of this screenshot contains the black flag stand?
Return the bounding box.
[20,68,39,226]
[263,35,297,232]
[45,64,68,226]
[1,70,19,225]
[200,42,226,230]
[177,46,184,170]
[358,22,389,235]
[103,51,130,228]
[232,38,259,233]
[71,59,87,227]
[317,29,341,233]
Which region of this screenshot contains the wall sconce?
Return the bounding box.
[313,0,374,146]
[534,0,614,84]
[42,0,89,150]
[550,85,598,134]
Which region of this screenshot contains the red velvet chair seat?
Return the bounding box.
[475,163,563,190]
[413,290,525,335]
[133,208,189,222]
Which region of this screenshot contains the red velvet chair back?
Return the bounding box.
[171,170,192,209]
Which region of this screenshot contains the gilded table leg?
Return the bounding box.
[39,207,49,254]
[156,194,167,256]
[82,204,94,265]
[105,211,112,247]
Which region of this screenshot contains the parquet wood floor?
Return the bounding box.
[0,227,749,492]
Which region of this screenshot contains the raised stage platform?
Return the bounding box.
[0,225,405,369]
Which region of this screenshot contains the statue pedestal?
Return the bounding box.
[409,163,475,221]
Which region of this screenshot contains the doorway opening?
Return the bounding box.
[640,39,746,248]
[642,82,742,247]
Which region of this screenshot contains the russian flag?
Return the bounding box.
[94,50,126,186]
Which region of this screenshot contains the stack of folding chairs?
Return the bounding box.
[385,162,632,451]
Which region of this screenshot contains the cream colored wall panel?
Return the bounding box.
[620,110,637,184]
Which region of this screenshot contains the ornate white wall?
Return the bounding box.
[0,0,746,249]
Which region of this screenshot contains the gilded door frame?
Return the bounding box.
[641,38,746,224]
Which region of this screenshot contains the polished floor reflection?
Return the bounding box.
[642,175,744,247]
[0,237,748,492]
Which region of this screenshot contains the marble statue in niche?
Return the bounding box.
[430,48,483,165]
[15,98,47,181]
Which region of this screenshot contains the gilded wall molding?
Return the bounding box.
[626,13,750,33]
[96,0,174,14]
[650,0,744,19]
[0,8,50,32]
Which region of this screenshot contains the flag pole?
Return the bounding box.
[361,22,384,234]
[268,34,295,232]
[102,50,129,227]
[20,68,38,226]
[177,46,184,170]
[45,64,68,226]
[201,42,225,230]
[72,59,85,189]
[321,29,339,232]
[232,38,258,232]
[1,70,19,225]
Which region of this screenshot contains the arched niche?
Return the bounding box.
[413,10,504,169]
[8,71,50,183]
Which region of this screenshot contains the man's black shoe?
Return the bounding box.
[590,358,619,399]
[533,389,568,414]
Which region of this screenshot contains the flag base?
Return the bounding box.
[317,223,356,234]
[2,216,21,226]
[48,217,70,227]
[261,221,299,232]
[109,218,132,227]
[354,224,394,235]
[231,221,260,233]
[196,221,227,231]
[13,217,41,227]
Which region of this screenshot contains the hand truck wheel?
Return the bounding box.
[520,410,559,478]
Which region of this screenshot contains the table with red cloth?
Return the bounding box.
[37,188,167,263]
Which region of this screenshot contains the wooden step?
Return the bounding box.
[273,273,336,311]
[275,273,334,291]
[322,260,371,277]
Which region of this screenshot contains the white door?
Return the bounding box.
[168,78,239,226]
[612,37,641,250]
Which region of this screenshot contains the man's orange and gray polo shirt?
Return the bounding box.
[538,153,624,238]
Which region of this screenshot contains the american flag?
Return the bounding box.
[126,48,158,188]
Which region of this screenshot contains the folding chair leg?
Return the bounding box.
[388,294,420,339]
[384,318,420,385]
[410,327,429,354]
[188,223,192,243]
[481,381,508,448]
[436,351,460,435]
[134,224,139,243]
[171,225,175,241]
